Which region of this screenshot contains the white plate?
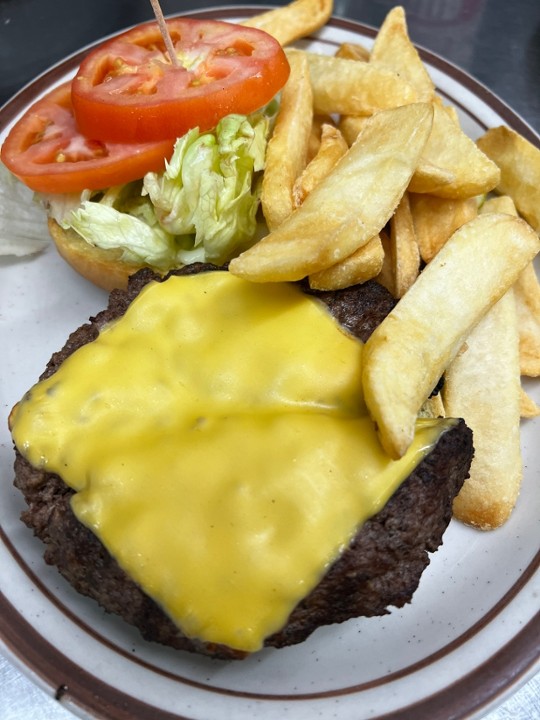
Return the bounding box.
[0,7,539,720]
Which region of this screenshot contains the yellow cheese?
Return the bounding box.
[11,271,451,652]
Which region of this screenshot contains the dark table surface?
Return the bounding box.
[0,2,539,719]
[1,0,540,135]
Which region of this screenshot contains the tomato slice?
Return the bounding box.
[1,82,175,194]
[71,18,290,144]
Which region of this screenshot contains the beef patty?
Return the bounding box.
[12,264,473,660]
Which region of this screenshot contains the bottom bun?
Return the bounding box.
[48,218,156,292]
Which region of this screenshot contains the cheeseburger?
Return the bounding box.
[4,7,475,659]
[9,264,473,658]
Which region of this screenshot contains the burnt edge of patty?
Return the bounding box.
[12,264,473,660]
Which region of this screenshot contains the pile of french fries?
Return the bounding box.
[238,1,540,530]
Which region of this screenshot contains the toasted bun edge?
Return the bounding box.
[47,218,148,292]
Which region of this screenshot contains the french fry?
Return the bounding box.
[443,290,522,529]
[242,0,333,46]
[520,387,540,418]
[370,6,434,102]
[295,49,419,117]
[481,195,540,376]
[307,114,335,162]
[261,51,312,231]
[334,42,371,156]
[449,186,524,528]
[338,115,369,147]
[476,125,540,232]
[388,192,420,297]
[334,42,371,155]
[409,193,478,263]
[336,42,370,62]
[408,160,456,195]
[479,194,517,215]
[417,100,501,199]
[293,123,348,207]
[443,103,460,126]
[362,213,540,459]
[376,229,394,295]
[229,103,433,282]
[376,195,420,298]
[308,235,384,290]
[514,262,540,376]
[337,115,457,196]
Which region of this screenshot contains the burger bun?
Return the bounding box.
[48,218,154,292]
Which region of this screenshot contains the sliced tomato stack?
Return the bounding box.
[1,18,290,193]
[0,83,177,193]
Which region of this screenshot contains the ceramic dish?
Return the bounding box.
[0,7,539,720]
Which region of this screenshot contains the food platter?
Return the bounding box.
[0,7,539,720]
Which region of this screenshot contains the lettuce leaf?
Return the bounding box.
[69,199,179,271]
[59,111,271,269]
[143,113,269,264]
[0,163,49,256]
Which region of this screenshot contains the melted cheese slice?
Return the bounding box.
[11,272,450,652]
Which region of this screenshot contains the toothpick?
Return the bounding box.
[149,0,180,67]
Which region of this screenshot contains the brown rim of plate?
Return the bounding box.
[1,6,539,720]
[2,581,536,719]
[1,520,539,710]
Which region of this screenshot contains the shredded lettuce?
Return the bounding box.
[69,202,179,270]
[143,113,268,264]
[43,188,93,228]
[57,111,272,269]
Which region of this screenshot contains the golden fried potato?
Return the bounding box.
[242,0,333,46]
[335,41,370,62]
[376,195,420,298]
[408,160,456,195]
[442,103,460,126]
[337,115,369,147]
[261,51,312,231]
[295,49,418,116]
[308,235,384,290]
[307,114,335,162]
[229,103,433,282]
[376,229,394,295]
[333,41,371,154]
[293,123,348,207]
[479,194,517,215]
[362,213,540,459]
[388,192,420,297]
[418,100,500,199]
[481,195,540,376]
[520,387,540,418]
[443,290,522,530]
[370,6,434,102]
[333,41,371,155]
[514,262,540,376]
[476,125,540,232]
[409,193,478,263]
